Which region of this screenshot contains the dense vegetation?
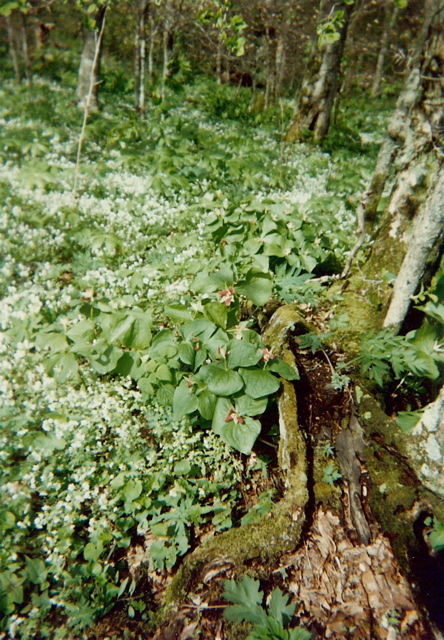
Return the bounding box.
[1,1,443,638]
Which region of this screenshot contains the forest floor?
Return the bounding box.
[3,74,441,640]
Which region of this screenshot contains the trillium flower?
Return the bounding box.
[217,286,235,306]
[224,408,244,424]
[261,348,275,362]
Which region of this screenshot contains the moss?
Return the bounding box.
[313,445,342,509]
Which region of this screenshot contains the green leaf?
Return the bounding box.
[222,576,266,624]
[45,351,78,382]
[165,304,194,324]
[396,409,425,433]
[66,319,95,344]
[178,342,195,366]
[268,587,296,624]
[235,394,268,417]
[123,479,142,503]
[173,383,199,420]
[226,339,263,368]
[200,364,244,396]
[137,377,154,399]
[24,557,48,586]
[219,416,261,454]
[157,384,175,406]
[268,358,299,380]
[198,389,218,420]
[237,272,273,306]
[84,542,103,562]
[240,369,280,398]
[203,301,228,329]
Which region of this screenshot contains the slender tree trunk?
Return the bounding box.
[76,4,106,111]
[20,13,32,88]
[287,0,357,143]
[216,37,222,85]
[134,0,149,111]
[264,27,275,109]
[161,0,175,102]
[6,15,22,84]
[275,28,287,98]
[371,1,399,97]
[148,13,156,87]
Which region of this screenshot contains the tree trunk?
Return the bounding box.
[6,14,22,84]
[355,0,440,229]
[134,0,150,112]
[76,5,106,111]
[286,0,357,143]
[20,12,32,88]
[371,1,399,98]
[161,0,175,102]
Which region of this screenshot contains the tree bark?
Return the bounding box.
[134,0,150,112]
[161,0,175,102]
[76,4,106,111]
[6,14,22,84]
[356,0,440,229]
[286,0,357,143]
[371,1,399,98]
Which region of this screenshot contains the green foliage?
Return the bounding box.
[424,518,444,553]
[222,575,311,640]
[322,464,342,486]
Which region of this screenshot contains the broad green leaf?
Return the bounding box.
[203,301,228,329]
[165,304,194,324]
[66,319,95,344]
[240,369,280,398]
[90,345,123,374]
[157,384,175,406]
[235,394,267,416]
[237,272,273,306]
[212,397,233,435]
[200,364,244,396]
[198,389,218,420]
[173,383,198,420]
[178,342,195,366]
[137,377,154,399]
[268,358,299,380]
[123,479,142,503]
[226,339,263,368]
[84,542,103,562]
[37,331,68,353]
[219,416,261,454]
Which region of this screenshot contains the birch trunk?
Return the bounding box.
[76,5,106,111]
[134,0,149,111]
[286,0,357,143]
[20,13,32,87]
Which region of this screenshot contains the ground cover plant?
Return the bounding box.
[1,58,443,640]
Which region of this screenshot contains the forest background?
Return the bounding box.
[1,0,444,639]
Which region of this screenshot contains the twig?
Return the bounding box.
[73,8,107,202]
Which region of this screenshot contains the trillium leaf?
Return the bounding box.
[268,358,299,380]
[240,368,280,398]
[200,364,244,396]
[173,383,198,420]
[203,301,228,329]
[198,389,218,420]
[219,416,261,455]
[235,394,267,416]
[226,339,262,368]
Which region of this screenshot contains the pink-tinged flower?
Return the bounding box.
[224,409,244,425]
[261,348,275,362]
[217,286,235,307]
[83,288,96,301]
